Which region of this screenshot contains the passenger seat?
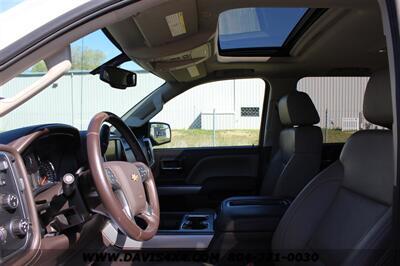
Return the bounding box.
[260,91,322,198]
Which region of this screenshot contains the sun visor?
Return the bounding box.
[133,0,198,47]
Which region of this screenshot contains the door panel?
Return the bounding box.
[148,78,268,211]
[153,146,265,211]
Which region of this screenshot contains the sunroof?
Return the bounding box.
[218,7,309,52]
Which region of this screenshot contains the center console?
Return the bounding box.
[211,195,291,256]
[102,196,291,253]
[102,211,215,250]
[216,196,291,232]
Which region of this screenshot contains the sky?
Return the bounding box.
[0,0,23,12]
[71,30,142,71]
[1,0,142,71]
[72,30,121,60]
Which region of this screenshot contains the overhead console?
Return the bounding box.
[106,0,214,82]
[152,43,211,81]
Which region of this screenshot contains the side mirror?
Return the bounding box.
[149,122,171,146]
[99,66,136,89]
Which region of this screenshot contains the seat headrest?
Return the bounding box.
[278,91,320,127]
[363,69,393,128]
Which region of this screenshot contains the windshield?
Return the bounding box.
[0,30,165,131]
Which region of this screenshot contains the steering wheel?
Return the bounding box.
[87,112,159,241]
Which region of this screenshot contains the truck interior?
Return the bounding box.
[0,0,397,265]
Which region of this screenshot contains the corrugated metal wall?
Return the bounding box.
[151,78,265,130]
[297,77,370,129]
[0,73,369,132]
[0,72,164,131]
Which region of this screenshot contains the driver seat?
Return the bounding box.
[272,68,394,265]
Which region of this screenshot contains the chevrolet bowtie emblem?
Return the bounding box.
[131,174,139,182]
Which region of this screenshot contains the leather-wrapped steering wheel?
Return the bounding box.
[87,112,159,241]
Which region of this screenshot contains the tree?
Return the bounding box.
[71,46,106,71]
[31,61,47,72]
[30,46,106,72]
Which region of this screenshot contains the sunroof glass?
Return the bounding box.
[218,7,308,50]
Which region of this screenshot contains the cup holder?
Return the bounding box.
[181,215,210,230]
[182,221,208,230]
[187,216,208,223]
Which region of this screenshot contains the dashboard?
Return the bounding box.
[0,123,154,265]
[0,125,83,263]
[0,124,152,193]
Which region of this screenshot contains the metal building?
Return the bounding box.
[297,77,371,130]
[151,78,265,130]
[0,71,164,131]
[0,73,369,132]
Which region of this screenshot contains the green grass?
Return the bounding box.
[158,129,260,148]
[323,129,355,143]
[155,128,355,149]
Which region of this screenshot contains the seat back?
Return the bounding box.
[260,91,322,198]
[272,69,393,266]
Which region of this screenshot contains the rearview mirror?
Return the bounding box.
[99,66,136,89]
[149,122,171,146]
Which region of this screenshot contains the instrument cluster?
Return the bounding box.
[23,153,58,190]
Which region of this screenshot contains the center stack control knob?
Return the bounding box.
[0,193,18,211]
[0,226,7,244]
[10,219,29,238]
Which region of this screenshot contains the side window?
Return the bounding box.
[151,79,265,148]
[297,76,380,143]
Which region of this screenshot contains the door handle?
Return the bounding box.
[161,166,183,171]
[160,159,183,171]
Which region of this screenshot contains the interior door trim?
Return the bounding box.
[157,185,202,196]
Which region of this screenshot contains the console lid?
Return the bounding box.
[216,196,291,232]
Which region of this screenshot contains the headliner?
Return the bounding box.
[106,0,387,82]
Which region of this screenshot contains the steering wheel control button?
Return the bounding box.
[0,193,19,212]
[0,226,7,244]
[137,165,148,180]
[105,168,116,181]
[10,219,29,238]
[105,168,120,189]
